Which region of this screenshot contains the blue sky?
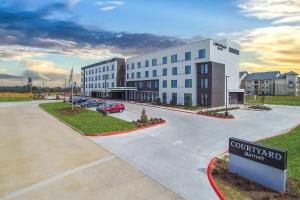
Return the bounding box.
[0,0,299,86]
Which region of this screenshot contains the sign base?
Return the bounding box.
[229,154,286,192]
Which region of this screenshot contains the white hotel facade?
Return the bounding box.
[81,38,244,107]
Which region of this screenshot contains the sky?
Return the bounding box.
[0,0,299,87]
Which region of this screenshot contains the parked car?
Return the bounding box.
[96,102,108,112]
[80,99,104,108]
[73,96,90,104]
[98,103,125,114]
[69,95,80,103]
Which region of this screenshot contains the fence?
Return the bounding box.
[0,92,32,97]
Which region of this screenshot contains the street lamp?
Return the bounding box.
[225,75,230,116]
[104,74,108,104]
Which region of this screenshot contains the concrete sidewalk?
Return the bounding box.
[0,102,183,200]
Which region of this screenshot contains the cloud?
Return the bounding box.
[100,6,116,11]
[0,1,183,61]
[238,0,300,24]
[96,1,124,11]
[0,73,23,80]
[223,25,300,74]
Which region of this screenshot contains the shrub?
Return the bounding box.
[140,108,148,122]
[156,97,161,104]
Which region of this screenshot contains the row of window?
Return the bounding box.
[85,64,115,75]
[162,79,192,88]
[127,65,192,79]
[85,82,114,89]
[127,49,206,70]
[162,92,193,105]
[85,74,114,82]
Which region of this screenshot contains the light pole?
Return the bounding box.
[225,75,230,116]
[104,74,107,105]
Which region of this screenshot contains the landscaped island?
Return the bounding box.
[210,125,300,200]
[39,102,137,135]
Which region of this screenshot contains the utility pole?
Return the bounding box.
[225,75,230,116]
[64,78,66,102]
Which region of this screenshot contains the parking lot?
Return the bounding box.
[89,101,300,200]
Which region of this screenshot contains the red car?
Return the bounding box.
[100,103,125,114]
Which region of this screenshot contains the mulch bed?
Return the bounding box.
[56,107,86,115]
[212,158,300,200]
[198,112,234,119]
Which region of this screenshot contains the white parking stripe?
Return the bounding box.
[0,156,116,200]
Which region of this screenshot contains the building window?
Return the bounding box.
[162,80,167,88]
[172,67,177,75]
[171,54,177,63]
[106,66,109,71]
[137,72,141,78]
[162,92,167,104]
[162,56,167,64]
[185,51,191,61]
[153,70,157,77]
[200,63,208,73]
[111,82,114,87]
[171,93,177,104]
[163,68,167,76]
[98,83,101,88]
[171,80,177,88]
[185,79,192,88]
[95,68,97,73]
[145,60,149,67]
[95,83,97,88]
[184,93,192,105]
[111,73,114,79]
[137,62,141,68]
[112,64,114,70]
[185,65,191,74]
[145,71,149,78]
[103,67,105,72]
[131,63,135,69]
[152,58,157,66]
[127,73,129,79]
[131,72,134,79]
[204,78,208,88]
[154,80,159,88]
[126,64,129,70]
[199,49,206,59]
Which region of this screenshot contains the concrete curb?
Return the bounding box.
[207,158,226,200]
[84,121,166,137]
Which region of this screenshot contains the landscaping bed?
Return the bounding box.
[248,105,272,110]
[211,158,300,200]
[132,109,166,127]
[39,102,137,134]
[210,125,300,199]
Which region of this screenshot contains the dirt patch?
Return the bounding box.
[56,107,86,115]
[212,158,300,200]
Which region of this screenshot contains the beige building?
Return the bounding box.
[275,71,299,96]
[242,71,280,95]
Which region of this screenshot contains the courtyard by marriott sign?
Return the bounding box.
[228,137,288,192]
[229,137,287,170]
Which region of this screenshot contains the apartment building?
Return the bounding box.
[125,39,243,106]
[81,58,128,98]
[275,71,299,96]
[81,39,244,107]
[242,71,280,95]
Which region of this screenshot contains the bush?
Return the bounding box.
[156,97,161,104]
[140,108,148,122]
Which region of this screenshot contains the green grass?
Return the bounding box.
[258,125,300,180]
[245,95,300,106]
[0,96,32,102]
[39,102,137,134]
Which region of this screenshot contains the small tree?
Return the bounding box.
[185,96,192,107]
[261,95,265,106]
[156,97,161,104]
[140,108,148,123]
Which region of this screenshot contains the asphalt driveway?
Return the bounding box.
[89,102,300,200]
[0,101,182,200]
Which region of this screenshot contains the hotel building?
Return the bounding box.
[81,38,244,107]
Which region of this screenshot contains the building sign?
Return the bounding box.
[229,137,287,170]
[213,42,227,51]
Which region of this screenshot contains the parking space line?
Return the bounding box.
[0,156,116,200]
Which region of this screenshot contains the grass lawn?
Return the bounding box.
[258,125,300,180]
[245,96,300,106]
[0,96,32,102]
[39,102,137,134]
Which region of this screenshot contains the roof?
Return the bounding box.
[244,71,280,81]
[81,57,124,70]
[239,71,248,78]
[276,71,299,79]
